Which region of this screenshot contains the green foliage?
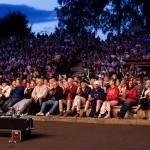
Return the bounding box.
[0,11,31,38]
[57,0,150,37]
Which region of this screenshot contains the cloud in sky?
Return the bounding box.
[0,0,59,11]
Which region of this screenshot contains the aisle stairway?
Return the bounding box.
[72,63,88,77]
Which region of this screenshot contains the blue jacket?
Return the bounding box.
[90,88,105,101]
[11,86,25,99]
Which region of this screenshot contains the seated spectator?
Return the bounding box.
[49,78,56,90]
[118,78,127,103]
[36,81,63,116]
[28,78,48,115]
[9,80,35,115]
[103,76,110,91]
[99,78,119,118]
[132,80,150,119]
[112,74,120,86]
[117,80,138,119]
[71,79,91,117]
[58,78,77,117]
[44,78,50,89]
[89,78,95,89]
[2,78,24,113]
[135,78,145,99]
[81,80,105,118]
[0,80,12,107]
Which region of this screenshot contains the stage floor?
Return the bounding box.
[0,121,150,150]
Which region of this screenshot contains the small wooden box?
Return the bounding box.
[9,130,22,143]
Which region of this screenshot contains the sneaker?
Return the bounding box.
[24,112,28,116]
[75,113,80,117]
[116,111,123,119]
[16,111,21,117]
[36,112,44,116]
[6,111,14,116]
[81,111,86,117]
[98,113,102,118]
[63,113,68,117]
[58,112,64,116]
[94,112,99,118]
[131,110,137,114]
[45,112,52,116]
[104,114,110,118]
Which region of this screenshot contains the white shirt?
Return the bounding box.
[2,85,12,98]
[32,84,48,99]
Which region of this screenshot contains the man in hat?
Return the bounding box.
[81,80,105,118]
[71,79,91,117]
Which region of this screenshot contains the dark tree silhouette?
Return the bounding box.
[56,0,150,37]
[0,11,31,38]
[56,0,108,33]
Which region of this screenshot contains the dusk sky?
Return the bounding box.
[0,0,59,11]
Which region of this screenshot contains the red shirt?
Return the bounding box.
[106,85,119,101]
[66,85,77,101]
[125,87,138,103]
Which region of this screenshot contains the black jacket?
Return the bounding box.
[47,86,63,101]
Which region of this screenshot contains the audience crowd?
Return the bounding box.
[0,30,150,119]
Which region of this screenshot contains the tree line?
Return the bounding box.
[0,1,149,38]
[56,0,150,35]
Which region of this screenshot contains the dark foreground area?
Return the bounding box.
[0,121,150,150]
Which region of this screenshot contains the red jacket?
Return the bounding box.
[125,87,138,103]
[66,85,77,101]
[106,86,119,101]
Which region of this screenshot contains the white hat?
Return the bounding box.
[94,81,100,85]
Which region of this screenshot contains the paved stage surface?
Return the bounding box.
[0,121,150,150]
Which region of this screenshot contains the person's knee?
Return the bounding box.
[54,101,58,106]
[97,100,103,105]
[59,100,63,104]
[76,98,81,103]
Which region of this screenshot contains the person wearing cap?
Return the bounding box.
[99,78,119,118]
[81,80,105,118]
[0,80,12,107]
[71,79,91,117]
